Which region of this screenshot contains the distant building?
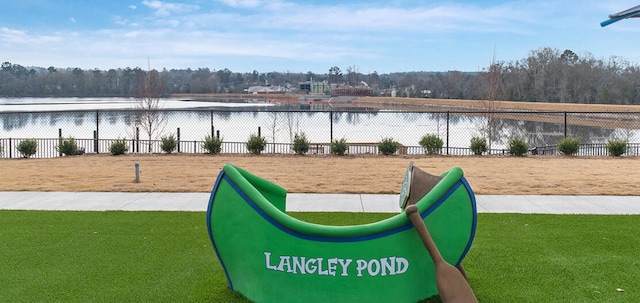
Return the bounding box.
[299,78,329,94]
[245,85,288,94]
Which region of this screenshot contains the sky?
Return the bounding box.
[1,0,640,74]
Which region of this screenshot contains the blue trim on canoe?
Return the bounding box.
[415,179,476,267]
[220,173,467,243]
[454,177,477,267]
[206,171,234,290]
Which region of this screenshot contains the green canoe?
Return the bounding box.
[206,163,477,302]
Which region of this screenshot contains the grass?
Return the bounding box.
[1,211,638,302]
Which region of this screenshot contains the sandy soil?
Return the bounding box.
[1,154,638,195]
[356,96,640,112]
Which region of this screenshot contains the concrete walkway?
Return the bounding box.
[1,192,639,214]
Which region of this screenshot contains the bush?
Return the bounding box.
[378,137,399,155]
[508,137,529,157]
[330,138,348,155]
[109,138,128,156]
[246,133,266,154]
[57,137,78,156]
[17,139,37,158]
[470,137,488,155]
[606,138,627,157]
[291,133,310,155]
[161,134,177,154]
[203,136,223,154]
[419,134,443,155]
[557,137,580,156]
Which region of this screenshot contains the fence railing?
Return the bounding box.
[1,109,639,158]
[2,137,639,158]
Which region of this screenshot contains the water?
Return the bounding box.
[0,97,275,112]
[1,98,638,156]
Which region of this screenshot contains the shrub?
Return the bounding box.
[17,139,37,158]
[203,136,223,154]
[246,133,266,154]
[557,137,580,156]
[161,134,177,154]
[330,138,348,155]
[606,138,627,157]
[378,137,399,155]
[508,137,529,157]
[291,133,310,155]
[470,137,488,155]
[109,138,128,155]
[419,134,443,155]
[57,137,78,156]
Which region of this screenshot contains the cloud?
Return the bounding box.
[217,0,263,9]
[0,27,63,44]
[0,27,27,41]
[129,5,137,10]
[70,17,77,23]
[142,0,200,16]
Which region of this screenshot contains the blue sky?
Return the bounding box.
[1,0,640,74]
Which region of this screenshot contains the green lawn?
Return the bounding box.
[1,211,638,302]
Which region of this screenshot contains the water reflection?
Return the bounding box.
[0,110,637,150]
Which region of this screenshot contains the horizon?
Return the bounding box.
[2,1,640,74]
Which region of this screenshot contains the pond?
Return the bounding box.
[1,98,638,156]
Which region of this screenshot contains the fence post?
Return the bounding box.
[216,130,220,139]
[135,127,140,153]
[564,112,568,138]
[446,111,450,155]
[58,128,62,157]
[9,138,12,158]
[258,126,261,137]
[177,127,181,153]
[93,131,98,153]
[95,110,99,154]
[330,110,334,143]
[210,110,219,138]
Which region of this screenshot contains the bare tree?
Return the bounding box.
[134,61,167,153]
[480,50,506,153]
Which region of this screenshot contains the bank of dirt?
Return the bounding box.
[1,154,637,195]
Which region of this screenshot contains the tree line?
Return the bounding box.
[1,47,640,105]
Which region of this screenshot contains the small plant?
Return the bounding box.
[557,137,580,156]
[246,133,266,154]
[17,139,37,158]
[291,133,310,155]
[109,138,128,156]
[508,137,529,157]
[330,138,348,155]
[419,134,443,155]
[606,138,627,157]
[378,137,399,155]
[203,135,223,154]
[161,134,177,154]
[57,136,78,156]
[470,137,488,155]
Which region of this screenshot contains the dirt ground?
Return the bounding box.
[1,154,638,195]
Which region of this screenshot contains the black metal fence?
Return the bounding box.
[1,109,639,158]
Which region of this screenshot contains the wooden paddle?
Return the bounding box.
[405,205,478,303]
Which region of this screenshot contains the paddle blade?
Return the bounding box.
[435,262,478,303]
